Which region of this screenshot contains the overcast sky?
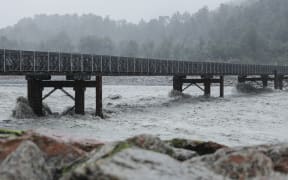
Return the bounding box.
[0,0,232,28]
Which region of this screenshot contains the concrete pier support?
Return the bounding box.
[96,75,103,118]
[74,80,85,115]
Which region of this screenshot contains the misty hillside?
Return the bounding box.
[0,0,288,64]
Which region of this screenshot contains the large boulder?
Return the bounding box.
[12,96,36,119]
[127,134,197,161]
[256,144,288,174]
[0,130,103,179]
[61,147,221,180]
[12,96,53,119]
[168,138,227,155]
[0,141,52,180]
[185,147,274,179]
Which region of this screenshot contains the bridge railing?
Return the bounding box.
[0,49,286,75]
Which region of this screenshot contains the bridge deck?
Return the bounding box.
[0,49,287,76]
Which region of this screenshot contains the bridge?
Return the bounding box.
[1,49,287,117]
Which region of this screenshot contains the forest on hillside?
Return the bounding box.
[0,0,288,64]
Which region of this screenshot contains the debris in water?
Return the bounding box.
[108,94,122,100]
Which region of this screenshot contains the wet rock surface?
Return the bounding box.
[168,138,227,155]
[0,141,52,180]
[1,129,288,180]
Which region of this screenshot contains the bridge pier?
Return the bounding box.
[274,71,279,90]
[238,74,286,90]
[74,80,86,115]
[27,79,43,116]
[25,74,103,117]
[274,71,284,90]
[173,76,185,92]
[203,75,212,97]
[96,75,103,118]
[26,75,51,116]
[261,75,268,88]
[220,76,224,98]
[279,75,284,90]
[173,75,224,97]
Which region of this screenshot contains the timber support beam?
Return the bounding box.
[238,74,286,90]
[173,75,225,97]
[96,75,103,118]
[173,76,186,92]
[74,80,86,115]
[25,74,104,117]
[26,75,51,116]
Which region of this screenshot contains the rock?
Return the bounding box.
[2,131,288,179]
[0,138,26,163]
[30,132,87,170]
[171,147,198,161]
[127,134,198,160]
[61,147,219,180]
[0,130,89,174]
[185,148,274,179]
[12,96,36,119]
[168,138,227,155]
[0,129,25,136]
[0,129,25,141]
[71,139,104,152]
[12,96,53,118]
[0,141,52,180]
[263,144,288,174]
[108,94,122,100]
[127,134,174,155]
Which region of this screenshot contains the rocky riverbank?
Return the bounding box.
[0,129,288,180]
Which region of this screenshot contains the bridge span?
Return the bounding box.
[0,49,287,117]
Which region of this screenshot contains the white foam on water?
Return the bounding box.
[12,96,36,119]
[11,96,53,119]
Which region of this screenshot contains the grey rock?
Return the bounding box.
[12,96,36,119]
[61,147,222,180]
[0,140,52,180]
[185,148,274,179]
[257,144,288,174]
[108,94,122,100]
[12,96,52,118]
[127,134,187,158]
[171,147,198,161]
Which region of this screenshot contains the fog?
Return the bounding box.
[0,0,231,28]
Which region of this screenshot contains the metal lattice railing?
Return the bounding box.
[0,49,287,76]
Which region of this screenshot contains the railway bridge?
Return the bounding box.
[1,49,287,117]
